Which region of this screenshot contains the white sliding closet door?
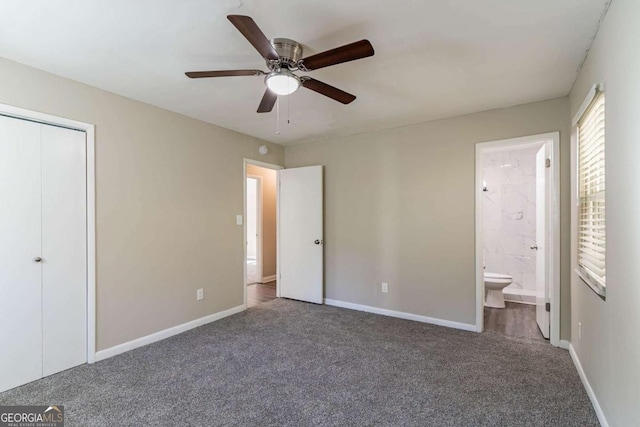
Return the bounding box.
[0,116,44,392]
[41,125,87,376]
[0,115,87,392]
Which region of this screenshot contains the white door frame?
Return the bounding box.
[243,158,284,307]
[246,174,263,284]
[475,132,561,347]
[0,103,97,363]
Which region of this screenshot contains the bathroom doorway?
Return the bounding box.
[475,133,561,346]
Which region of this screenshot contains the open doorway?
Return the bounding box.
[475,132,562,346]
[246,175,261,285]
[245,160,281,307]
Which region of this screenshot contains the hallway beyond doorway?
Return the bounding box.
[247,282,276,307]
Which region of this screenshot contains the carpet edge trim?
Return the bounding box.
[94,304,245,362]
[569,343,609,427]
[324,298,476,332]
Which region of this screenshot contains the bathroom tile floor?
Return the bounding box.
[484,301,545,341]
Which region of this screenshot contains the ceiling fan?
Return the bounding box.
[185,15,375,113]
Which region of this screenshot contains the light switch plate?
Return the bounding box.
[236,215,243,225]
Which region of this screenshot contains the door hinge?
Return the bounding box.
[545,302,550,312]
[545,158,551,168]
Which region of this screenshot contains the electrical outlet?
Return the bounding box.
[381,282,388,293]
[197,288,204,301]
[578,322,582,341]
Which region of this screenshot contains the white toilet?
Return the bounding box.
[484,272,513,308]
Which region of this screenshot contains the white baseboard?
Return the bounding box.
[503,298,537,306]
[569,343,609,427]
[260,275,276,283]
[95,304,245,362]
[557,339,570,350]
[324,299,476,332]
[504,288,537,296]
[503,289,537,304]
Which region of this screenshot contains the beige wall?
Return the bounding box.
[569,0,640,424]
[0,57,283,351]
[286,97,571,336]
[246,164,277,279]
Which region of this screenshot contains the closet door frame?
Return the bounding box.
[0,103,97,364]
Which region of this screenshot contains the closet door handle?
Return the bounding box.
[34,257,42,262]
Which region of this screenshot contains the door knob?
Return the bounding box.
[530,245,538,250]
[34,257,42,262]
[314,239,323,245]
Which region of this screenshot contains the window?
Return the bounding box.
[576,90,606,298]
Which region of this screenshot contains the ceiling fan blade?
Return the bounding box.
[185,70,264,78]
[227,15,279,61]
[257,89,277,113]
[301,78,356,104]
[300,40,374,71]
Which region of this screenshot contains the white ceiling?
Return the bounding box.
[0,0,607,145]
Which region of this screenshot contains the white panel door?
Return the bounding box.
[535,145,550,338]
[0,116,43,392]
[41,125,87,376]
[279,166,323,304]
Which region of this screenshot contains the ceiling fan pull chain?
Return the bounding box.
[276,96,281,135]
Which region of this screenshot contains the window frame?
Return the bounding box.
[573,84,606,299]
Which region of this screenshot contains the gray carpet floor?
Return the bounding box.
[0,299,598,426]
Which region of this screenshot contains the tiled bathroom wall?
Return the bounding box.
[483,146,540,295]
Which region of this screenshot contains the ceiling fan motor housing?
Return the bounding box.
[269,38,303,68]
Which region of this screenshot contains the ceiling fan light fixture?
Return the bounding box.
[265,69,300,96]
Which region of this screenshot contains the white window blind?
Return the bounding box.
[577,91,606,295]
